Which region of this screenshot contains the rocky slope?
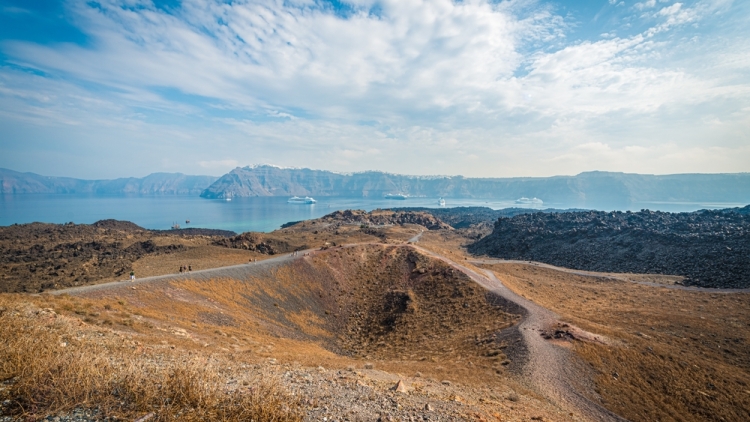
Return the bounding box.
[393,206,587,229]
[200,165,750,209]
[0,168,217,195]
[318,209,452,230]
[469,206,750,288]
[214,210,450,254]
[0,220,233,293]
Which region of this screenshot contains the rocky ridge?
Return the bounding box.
[0,221,229,293]
[212,232,295,255]
[392,206,588,229]
[469,206,750,289]
[0,168,217,195]
[319,209,452,231]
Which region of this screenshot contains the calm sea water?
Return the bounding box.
[0,194,746,233]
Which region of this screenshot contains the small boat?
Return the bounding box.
[515,197,543,205]
[223,192,233,201]
[438,197,446,206]
[385,193,408,200]
[185,220,190,224]
[288,196,317,204]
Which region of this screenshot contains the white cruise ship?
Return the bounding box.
[438,197,446,206]
[288,196,317,204]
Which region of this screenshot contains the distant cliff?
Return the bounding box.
[0,168,217,195]
[200,165,750,209]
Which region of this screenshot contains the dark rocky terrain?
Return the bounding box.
[212,232,295,254]
[158,227,236,237]
[393,206,587,228]
[469,206,750,288]
[318,209,452,230]
[0,220,232,293]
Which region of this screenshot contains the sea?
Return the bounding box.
[1,194,746,234]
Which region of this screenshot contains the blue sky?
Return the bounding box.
[0,0,748,178]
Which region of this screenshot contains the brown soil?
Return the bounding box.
[0,245,573,421]
[6,211,749,421]
[72,245,521,387]
[480,262,750,422]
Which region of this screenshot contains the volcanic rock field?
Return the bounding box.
[469,206,750,288]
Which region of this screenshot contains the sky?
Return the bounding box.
[0,0,748,179]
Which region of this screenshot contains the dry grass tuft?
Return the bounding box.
[0,297,302,421]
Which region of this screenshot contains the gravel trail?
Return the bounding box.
[407,230,425,243]
[412,246,626,422]
[49,251,311,296]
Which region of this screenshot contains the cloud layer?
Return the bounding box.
[1,0,748,178]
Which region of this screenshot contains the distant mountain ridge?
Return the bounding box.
[200,165,750,209]
[0,168,217,195]
[4,166,750,209]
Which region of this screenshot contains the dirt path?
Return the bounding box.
[411,246,626,422]
[53,244,625,421]
[469,258,750,294]
[50,251,313,296]
[407,230,425,243]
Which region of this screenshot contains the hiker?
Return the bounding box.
[130,271,135,281]
[188,265,192,272]
[179,266,183,273]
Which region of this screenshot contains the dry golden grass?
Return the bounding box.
[0,296,302,421]
[132,245,261,278]
[482,262,750,422]
[45,245,526,387]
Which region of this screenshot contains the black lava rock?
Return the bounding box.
[468,206,750,289]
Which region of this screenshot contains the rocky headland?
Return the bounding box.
[199,165,750,209]
[0,168,217,195]
[469,206,750,288]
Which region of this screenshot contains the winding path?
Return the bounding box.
[410,245,627,421]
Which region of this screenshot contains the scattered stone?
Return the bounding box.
[134,412,155,422]
[392,380,409,393]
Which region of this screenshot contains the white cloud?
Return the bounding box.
[0,0,748,178]
[634,0,657,11]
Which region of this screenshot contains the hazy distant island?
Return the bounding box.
[3,165,750,210]
[0,168,217,195]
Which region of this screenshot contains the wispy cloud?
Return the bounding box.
[0,0,748,178]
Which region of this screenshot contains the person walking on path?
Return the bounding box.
[130,271,135,281]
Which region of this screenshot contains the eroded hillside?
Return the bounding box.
[2,245,569,421]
